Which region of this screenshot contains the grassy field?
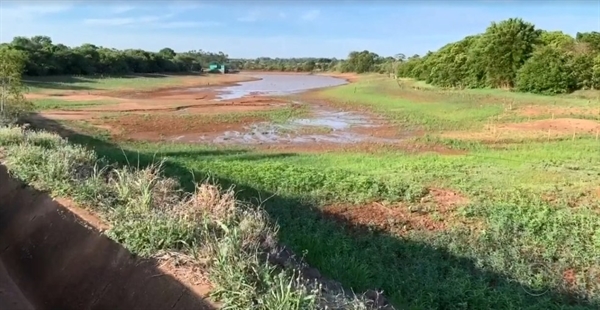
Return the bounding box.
[7,74,600,309]
[30,98,119,110]
[23,73,253,94]
[23,74,198,93]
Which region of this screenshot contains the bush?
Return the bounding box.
[516,46,576,94]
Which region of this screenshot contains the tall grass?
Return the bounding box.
[0,126,379,310]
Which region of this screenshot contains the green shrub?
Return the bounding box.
[516,46,576,94]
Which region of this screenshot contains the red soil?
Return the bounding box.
[323,188,470,236]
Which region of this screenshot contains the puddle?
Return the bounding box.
[167,74,399,145]
[214,74,348,100]
[169,105,401,145]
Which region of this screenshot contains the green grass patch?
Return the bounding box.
[0,126,374,309]
[318,77,600,132]
[68,132,600,309]
[24,74,198,93]
[11,74,600,309]
[204,105,310,124]
[31,98,118,110]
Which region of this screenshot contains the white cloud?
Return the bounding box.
[111,5,135,14]
[238,9,291,23]
[83,14,171,27]
[301,9,320,21]
[238,10,261,22]
[156,21,223,29]
[83,15,221,29]
[0,3,72,22]
[83,17,135,26]
[166,3,202,15]
[81,4,218,29]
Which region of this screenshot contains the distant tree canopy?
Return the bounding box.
[229,52,400,74]
[2,36,229,76]
[397,17,600,94]
[0,35,406,77]
[229,57,340,72]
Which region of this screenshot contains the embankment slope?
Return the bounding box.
[0,165,213,310]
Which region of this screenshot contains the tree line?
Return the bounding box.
[229,57,340,72]
[0,36,229,76]
[228,52,401,73]
[0,35,403,77]
[396,18,600,95]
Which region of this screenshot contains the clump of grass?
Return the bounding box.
[31,98,117,110]
[0,126,378,310]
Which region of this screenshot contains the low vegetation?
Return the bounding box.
[53,74,600,309]
[0,46,34,125]
[30,98,117,110]
[0,126,379,310]
[2,14,600,310]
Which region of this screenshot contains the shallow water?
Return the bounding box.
[170,106,400,145]
[170,74,399,145]
[215,74,348,100]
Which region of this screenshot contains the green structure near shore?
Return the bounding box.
[206,62,232,74]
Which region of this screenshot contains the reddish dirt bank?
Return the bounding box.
[0,165,215,310]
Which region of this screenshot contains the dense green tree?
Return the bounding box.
[158,47,176,59]
[397,56,421,78]
[396,17,600,95]
[540,30,575,50]
[0,46,32,124]
[576,32,600,53]
[479,18,541,88]
[3,35,391,76]
[569,52,594,90]
[591,55,600,88]
[516,45,576,94]
[341,50,383,73]
[229,57,340,72]
[2,36,237,76]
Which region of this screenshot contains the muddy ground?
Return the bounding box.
[30,73,289,117]
[28,72,424,153]
[29,72,600,154]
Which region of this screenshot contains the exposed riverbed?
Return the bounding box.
[172,74,401,145]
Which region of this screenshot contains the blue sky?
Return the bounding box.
[1,1,599,58]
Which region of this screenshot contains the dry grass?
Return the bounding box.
[0,126,383,310]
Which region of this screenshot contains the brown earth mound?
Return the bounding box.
[0,165,215,310]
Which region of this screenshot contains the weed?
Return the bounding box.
[30,98,117,110]
[0,126,374,309]
[8,74,600,309]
